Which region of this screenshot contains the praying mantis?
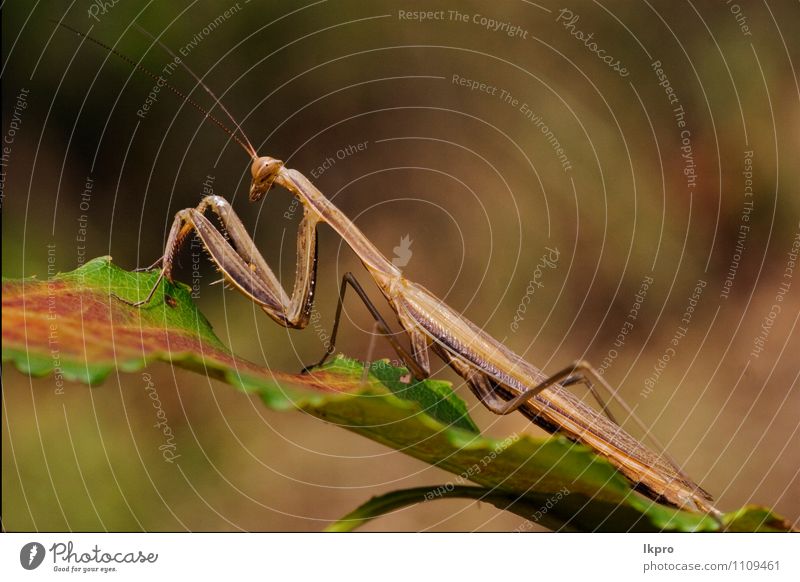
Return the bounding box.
[62,23,720,520]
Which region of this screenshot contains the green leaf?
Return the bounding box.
[326,486,795,533]
[324,485,578,532]
[2,257,794,532]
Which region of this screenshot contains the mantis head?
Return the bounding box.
[249,156,284,202]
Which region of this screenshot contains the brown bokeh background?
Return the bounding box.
[3,1,798,531]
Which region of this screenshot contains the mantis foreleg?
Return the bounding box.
[127,195,319,329]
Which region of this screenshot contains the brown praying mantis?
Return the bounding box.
[63,23,720,520]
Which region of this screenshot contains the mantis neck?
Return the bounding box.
[278,168,402,282]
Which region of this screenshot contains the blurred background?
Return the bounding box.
[2,0,798,531]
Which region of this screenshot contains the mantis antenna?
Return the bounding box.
[130,22,258,160]
[54,20,258,160]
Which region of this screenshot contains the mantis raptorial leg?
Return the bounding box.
[66,22,720,516]
[120,194,319,330]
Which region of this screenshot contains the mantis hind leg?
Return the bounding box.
[560,372,619,425]
[302,272,428,380]
[435,349,513,414]
[443,353,689,483]
[552,360,689,481]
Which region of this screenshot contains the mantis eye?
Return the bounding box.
[249,157,283,201]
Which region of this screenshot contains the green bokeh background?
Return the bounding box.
[3,0,798,531]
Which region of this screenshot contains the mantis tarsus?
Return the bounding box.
[64,23,720,519]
